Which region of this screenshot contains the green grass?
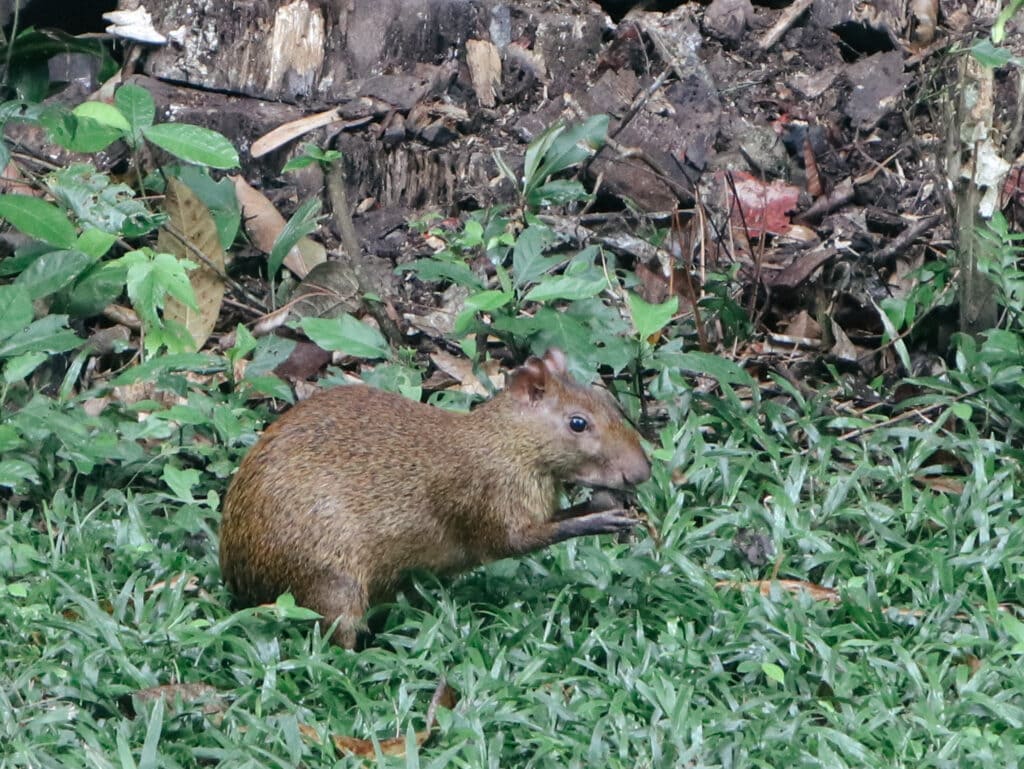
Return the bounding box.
[2,377,1024,769]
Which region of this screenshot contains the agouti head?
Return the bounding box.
[499,349,651,489]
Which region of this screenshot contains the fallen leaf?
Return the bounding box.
[231,175,326,278]
[159,177,226,350]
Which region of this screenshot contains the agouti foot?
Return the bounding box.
[560,508,639,538]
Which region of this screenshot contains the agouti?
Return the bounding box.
[219,349,651,647]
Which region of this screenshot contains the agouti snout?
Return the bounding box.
[219,349,650,647]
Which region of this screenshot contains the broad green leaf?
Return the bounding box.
[465,289,513,312]
[3,351,48,383]
[124,249,198,325]
[0,195,76,248]
[77,227,118,258]
[242,374,294,402]
[142,123,240,169]
[65,261,128,317]
[511,225,561,288]
[245,335,296,378]
[971,39,1014,68]
[674,351,756,387]
[301,315,390,359]
[527,179,589,208]
[72,101,130,132]
[628,292,678,340]
[523,274,606,303]
[162,465,200,502]
[0,285,33,340]
[110,352,224,385]
[14,249,93,300]
[47,162,153,234]
[400,257,484,289]
[115,83,155,137]
[176,165,241,249]
[0,459,40,490]
[0,315,80,358]
[281,154,318,172]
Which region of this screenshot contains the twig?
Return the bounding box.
[758,0,814,50]
[324,160,405,349]
[161,223,268,313]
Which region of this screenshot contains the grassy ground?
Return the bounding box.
[2,370,1024,769]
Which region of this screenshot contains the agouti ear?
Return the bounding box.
[506,356,549,403]
[542,349,568,376]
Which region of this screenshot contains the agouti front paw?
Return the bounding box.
[565,508,639,537]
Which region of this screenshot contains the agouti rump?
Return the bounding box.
[219,349,651,647]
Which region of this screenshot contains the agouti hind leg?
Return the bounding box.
[300,572,369,649]
[506,509,639,556]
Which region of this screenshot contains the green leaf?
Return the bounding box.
[123,249,197,327]
[47,162,154,235]
[72,101,130,133]
[0,459,40,491]
[873,297,910,373]
[241,374,294,402]
[14,249,93,300]
[175,166,241,249]
[971,39,1014,68]
[115,83,155,137]
[245,335,296,378]
[673,351,756,387]
[162,465,200,503]
[273,592,323,620]
[110,353,224,386]
[951,402,973,421]
[527,179,589,208]
[628,292,678,339]
[281,155,318,172]
[0,195,76,248]
[142,123,240,169]
[399,257,484,289]
[511,225,561,288]
[465,289,513,312]
[523,274,606,303]
[301,315,390,359]
[0,285,33,340]
[65,260,128,317]
[762,662,785,684]
[76,227,118,258]
[3,351,48,383]
[268,197,320,279]
[43,109,125,153]
[0,315,80,358]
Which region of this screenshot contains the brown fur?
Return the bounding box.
[219,350,650,647]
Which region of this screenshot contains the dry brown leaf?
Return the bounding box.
[306,678,458,759]
[716,578,841,603]
[159,177,226,350]
[132,682,226,716]
[231,175,326,278]
[145,573,200,593]
[251,108,343,158]
[429,350,502,396]
[914,476,966,495]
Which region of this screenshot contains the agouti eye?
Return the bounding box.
[568,415,588,433]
